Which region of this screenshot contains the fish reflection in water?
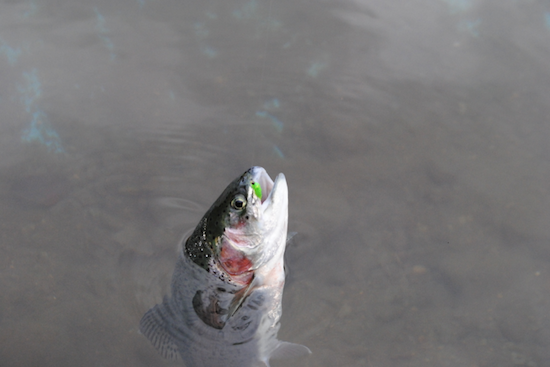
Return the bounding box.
[140,167,311,366]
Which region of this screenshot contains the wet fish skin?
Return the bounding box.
[140,167,310,367]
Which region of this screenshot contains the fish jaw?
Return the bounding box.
[252,170,288,273]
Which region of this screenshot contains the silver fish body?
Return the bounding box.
[140,167,310,367]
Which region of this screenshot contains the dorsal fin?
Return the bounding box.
[139,296,182,360]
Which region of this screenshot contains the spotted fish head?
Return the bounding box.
[184,166,288,285]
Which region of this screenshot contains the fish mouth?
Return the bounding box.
[250,166,287,209]
[250,166,288,218]
[250,166,274,205]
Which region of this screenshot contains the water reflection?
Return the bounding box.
[0,0,550,366]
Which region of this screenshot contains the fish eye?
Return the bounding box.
[231,194,247,210]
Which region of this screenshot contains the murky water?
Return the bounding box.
[1,0,550,366]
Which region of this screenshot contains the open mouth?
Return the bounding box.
[251,167,275,205]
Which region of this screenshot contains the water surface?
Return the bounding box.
[1,0,550,366]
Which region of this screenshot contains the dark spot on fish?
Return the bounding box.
[245,215,249,220]
[192,290,227,329]
[184,236,212,271]
[231,320,251,331]
[217,287,226,292]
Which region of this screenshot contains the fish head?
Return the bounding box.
[184,166,288,285]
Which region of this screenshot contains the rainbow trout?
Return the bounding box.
[140,167,310,367]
